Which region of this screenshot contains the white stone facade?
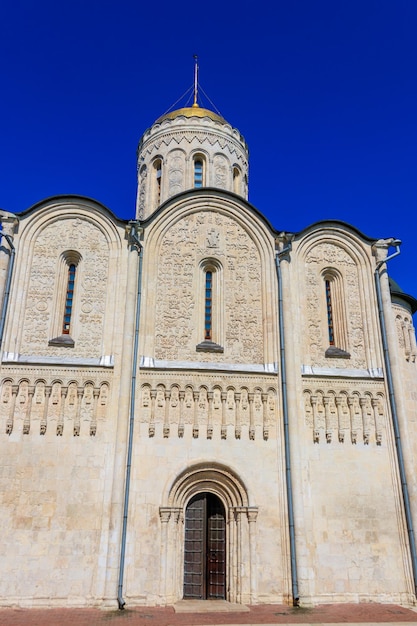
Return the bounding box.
[1,105,417,609]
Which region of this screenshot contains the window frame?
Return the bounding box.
[196,258,224,352]
[322,268,350,357]
[49,250,81,346]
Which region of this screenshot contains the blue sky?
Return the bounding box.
[1,0,416,296]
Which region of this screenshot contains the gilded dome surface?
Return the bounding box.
[155,104,226,125]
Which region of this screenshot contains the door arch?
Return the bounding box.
[160,462,258,604]
[184,492,226,599]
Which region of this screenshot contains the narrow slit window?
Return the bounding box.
[325,279,335,345]
[205,270,213,340]
[156,160,162,204]
[194,159,204,188]
[62,264,76,335]
[233,167,240,194]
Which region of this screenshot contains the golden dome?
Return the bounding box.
[155,104,226,125]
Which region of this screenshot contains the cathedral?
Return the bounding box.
[1,91,417,610]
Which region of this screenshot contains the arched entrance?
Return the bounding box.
[160,462,258,604]
[184,492,226,599]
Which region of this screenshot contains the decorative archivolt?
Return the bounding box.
[395,311,417,362]
[0,377,110,437]
[165,462,250,509]
[140,382,277,441]
[303,387,385,445]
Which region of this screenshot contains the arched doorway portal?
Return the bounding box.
[160,462,258,604]
[184,492,226,599]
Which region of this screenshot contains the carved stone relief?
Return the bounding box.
[213,154,229,189]
[21,217,110,358]
[139,379,277,440]
[137,165,147,220]
[154,211,263,363]
[304,242,366,368]
[167,149,184,196]
[303,382,386,445]
[395,311,417,363]
[1,373,110,437]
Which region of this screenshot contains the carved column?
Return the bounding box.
[311,395,319,443]
[408,323,417,362]
[372,398,383,446]
[347,397,357,444]
[73,387,83,436]
[247,507,258,602]
[228,508,236,602]
[221,391,227,439]
[40,386,51,435]
[90,388,100,436]
[234,507,244,603]
[207,391,213,439]
[248,393,255,440]
[171,507,182,602]
[178,391,185,438]
[359,397,369,444]
[23,385,35,435]
[261,393,268,441]
[192,390,199,438]
[335,396,344,443]
[148,390,156,437]
[323,396,331,443]
[6,384,18,435]
[163,390,170,438]
[159,508,171,602]
[235,392,241,439]
[57,387,67,436]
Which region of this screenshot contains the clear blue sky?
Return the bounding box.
[1,0,416,296]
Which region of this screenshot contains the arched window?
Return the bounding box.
[62,263,76,334]
[197,259,223,353]
[204,270,213,340]
[194,157,205,188]
[233,167,241,194]
[152,158,162,208]
[49,251,81,347]
[325,279,334,345]
[323,270,350,358]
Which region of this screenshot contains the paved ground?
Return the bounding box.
[0,602,417,626]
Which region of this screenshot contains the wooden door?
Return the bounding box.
[183,493,226,599]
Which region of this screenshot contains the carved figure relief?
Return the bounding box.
[303,386,385,445]
[154,211,263,363]
[213,154,229,189]
[395,311,417,362]
[1,374,110,436]
[167,150,184,196]
[136,379,277,440]
[137,165,147,220]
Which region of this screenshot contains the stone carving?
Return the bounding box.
[213,154,229,189]
[21,217,110,359]
[154,211,263,363]
[395,311,417,362]
[137,166,147,219]
[1,374,110,436]
[304,242,365,368]
[167,150,184,196]
[303,386,386,445]
[138,379,277,440]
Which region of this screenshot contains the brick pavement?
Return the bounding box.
[0,603,417,626]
